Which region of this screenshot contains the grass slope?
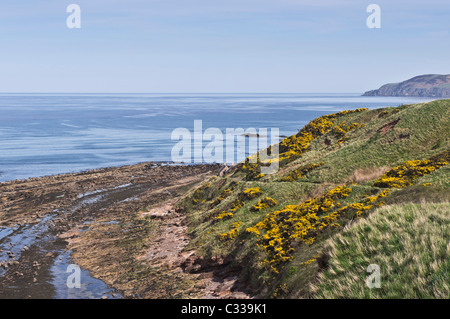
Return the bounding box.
[312,203,449,299]
[177,99,450,298]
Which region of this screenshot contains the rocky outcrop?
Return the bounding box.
[363,74,450,97]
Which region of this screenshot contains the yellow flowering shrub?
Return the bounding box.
[192,183,211,204]
[208,181,239,209]
[214,211,234,221]
[240,108,368,180]
[218,222,242,241]
[212,187,263,223]
[373,156,448,188]
[301,255,321,267]
[272,283,289,298]
[246,185,353,272]
[244,183,401,273]
[330,121,360,142]
[364,190,389,203]
[242,150,448,274]
[242,187,263,199]
[233,153,448,274]
[277,109,367,165]
[251,197,278,212]
[230,199,245,212]
[241,161,264,181]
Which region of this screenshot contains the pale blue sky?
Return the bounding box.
[0,0,449,93]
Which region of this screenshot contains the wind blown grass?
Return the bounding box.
[312,202,450,299]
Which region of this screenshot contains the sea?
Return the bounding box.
[0,93,435,182]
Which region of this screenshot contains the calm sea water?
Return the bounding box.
[0,93,434,182]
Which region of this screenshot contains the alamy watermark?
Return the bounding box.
[66,264,81,289]
[66,4,81,29]
[66,4,380,30]
[367,4,381,29]
[171,120,280,174]
[366,264,381,288]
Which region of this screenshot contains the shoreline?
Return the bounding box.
[0,161,207,185]
[0,161,239,298]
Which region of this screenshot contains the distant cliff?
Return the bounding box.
[363,74,450,97]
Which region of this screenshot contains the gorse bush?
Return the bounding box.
[245,150,448,273]
[214,211,234,221]
[246,185,353,273]
[242,187,263,199]
[373,151,449,188]
[241,161,265,181]
[277,109,367,165]
[330,121,361,142]
[212,187,264,226]
[192,183,211,204]
[218,222,242,241]
[251,197,278,212]
[240,108,368,180]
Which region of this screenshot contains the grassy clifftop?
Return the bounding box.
[177,99,449,299]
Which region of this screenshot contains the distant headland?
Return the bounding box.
[363,74,450,98]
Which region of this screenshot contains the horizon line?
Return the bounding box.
[0,92,364,95]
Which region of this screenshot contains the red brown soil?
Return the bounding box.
[377,118,400,135]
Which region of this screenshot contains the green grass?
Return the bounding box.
[312,202,450,299]
[176,99,450,298]
[298,100,450,184]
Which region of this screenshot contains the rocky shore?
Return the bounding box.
[0,162,251,298]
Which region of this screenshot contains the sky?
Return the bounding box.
[0,0,449,93]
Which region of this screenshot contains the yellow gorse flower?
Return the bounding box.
[246,185,353,272]
[218,222,242,241]
[240,108,368,180]
[251,197,277,212]
[373,152,448,189]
